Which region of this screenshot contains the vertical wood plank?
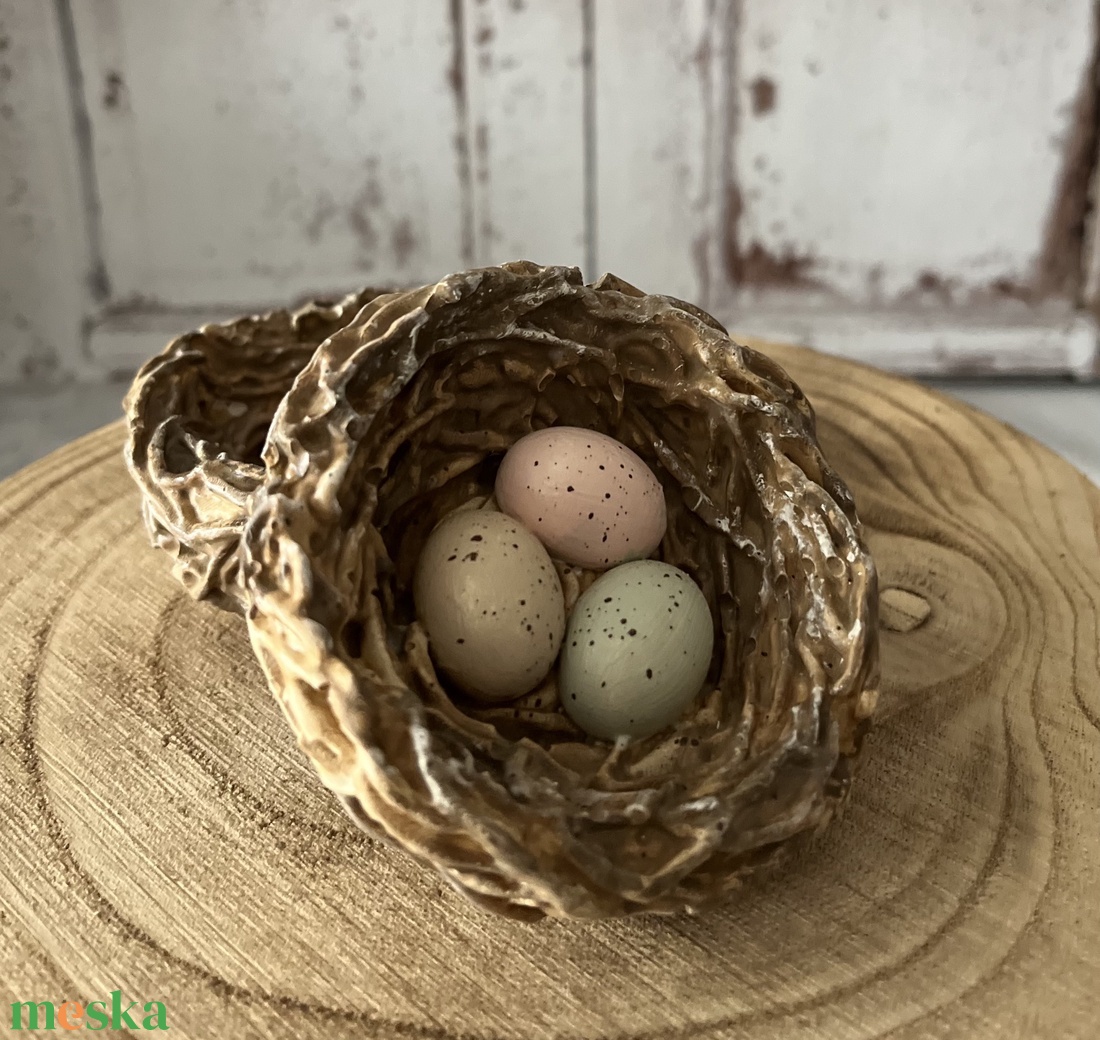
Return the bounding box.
[70,0,470,307]
[0,0,90,382]
[593,0,734,306]
[463,0,586,270]
[733,0,1096,304]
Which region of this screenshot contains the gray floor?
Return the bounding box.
[0,378,130,479]
[922,379,1100,485]
[1,375,1098,486]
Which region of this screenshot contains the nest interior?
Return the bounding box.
[222,262,880,919]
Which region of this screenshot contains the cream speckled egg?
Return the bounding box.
[495,427,666,570]
[414,509,566,703]
[559,559,713,739]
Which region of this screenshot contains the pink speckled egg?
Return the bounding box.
[495,427,667,570]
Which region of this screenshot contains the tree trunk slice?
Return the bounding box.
[1,343,1097,1040]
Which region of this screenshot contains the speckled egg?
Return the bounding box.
[413,509,566,703]
[559,559,713,739]
[495,426,666,570]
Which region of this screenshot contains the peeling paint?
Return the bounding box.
[19,347,58,379]
[739,242,820,288]
[98,293,172,318]
[692,232,710,310]
[54,0,112,302]
[691,12,715,306]
[897,269,955,305]
[348,204,379,255]
[357,163,384,210]
[975,276,1035,305]
[391,218,416,267]
[6,176,28,208]
[748,75,776,116]
[866,263,885,303]
[723,184,822,290]
[722,183,744,285]
[103,69,124,109]
[303,193,337,243]
[1037,1,1100,300]
[475,121,490,190]
[448,0,475,264]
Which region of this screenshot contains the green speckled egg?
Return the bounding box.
[560,559,713,739]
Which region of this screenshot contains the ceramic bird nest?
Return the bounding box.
[125,261,879,920]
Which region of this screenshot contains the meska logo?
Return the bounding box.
[9,991,168,1031]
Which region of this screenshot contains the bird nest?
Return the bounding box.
[125,262,879,920]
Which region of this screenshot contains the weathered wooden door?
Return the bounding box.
[2,0,1098,381]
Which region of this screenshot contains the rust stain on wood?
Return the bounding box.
[692,15,715,306]
[692,233,711,309]
[973,276,1036,305]
[723,186,823,290]
[739,242,819,288]
[1037,2,1100,301]
[391,218,416,268]
[474,123,494,245]
[896,271,1039,308]
[348,208,378,257]
[448,0,475,264]
[897,269,955,306]
[303,193,337,243]
[19,348,58,380]
[103,70,125,110]
[348,170,383,261]
[722,184,744,285]
[98,293,173,318]
[748,76,777,116]
[474,122,490,184]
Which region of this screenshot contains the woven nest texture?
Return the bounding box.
[126,262,879,920]
[124,287,383,611]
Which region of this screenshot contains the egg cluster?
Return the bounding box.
[413,427,714,741]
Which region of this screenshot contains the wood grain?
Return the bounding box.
[1,345,1098,1039]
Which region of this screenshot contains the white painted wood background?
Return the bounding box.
[1,0,1099,384]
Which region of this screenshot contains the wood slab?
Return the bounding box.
[1,344,1098,1039]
